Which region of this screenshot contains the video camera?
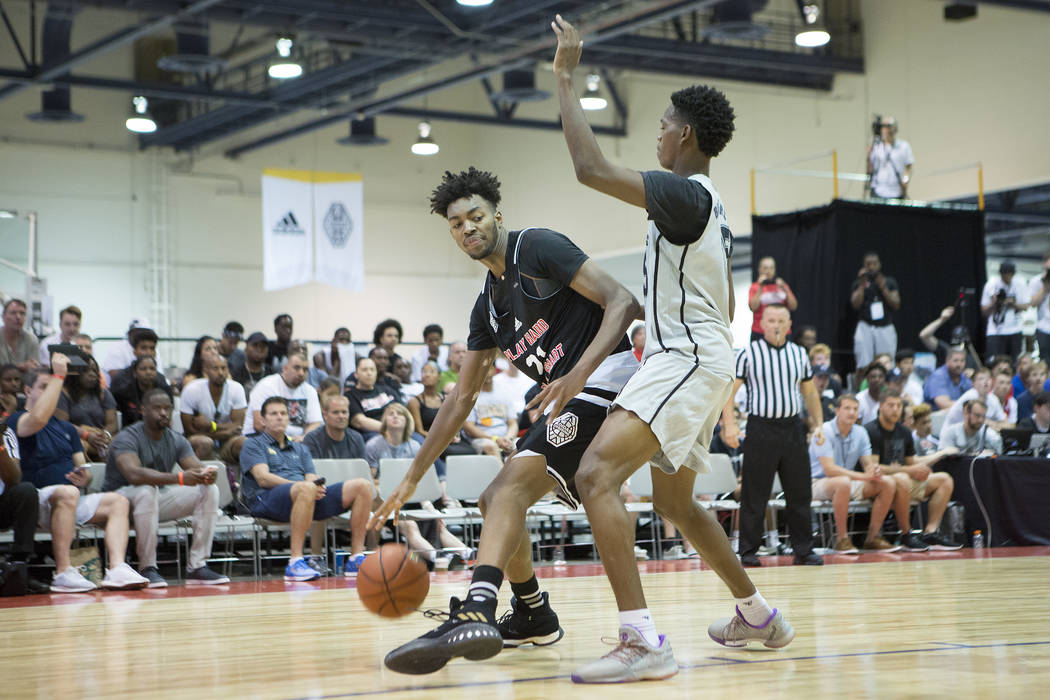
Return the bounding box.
[871,115,884,138]
[953,286,976,310]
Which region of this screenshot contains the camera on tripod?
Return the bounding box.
[872,114,884,138]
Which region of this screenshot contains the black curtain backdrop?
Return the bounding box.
[751,200,986,375]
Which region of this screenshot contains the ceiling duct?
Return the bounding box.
[157,19,226,74]
[704,0,770,41]
[26,2,84,123]
[490,67,550,103]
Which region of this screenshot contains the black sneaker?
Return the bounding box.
[899,532,930,552]
[740,553,762,567]
[384,597,503,675]
[139,566,168,588]
[793,552,824,566]
[186,565,231,585]
[497,592,564,648]
[921,531,963,551]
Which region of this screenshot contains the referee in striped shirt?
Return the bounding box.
[721,304,826,567]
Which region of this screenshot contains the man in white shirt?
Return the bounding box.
[464,367,517,458]
[943,368,1007,430]
[893,350,925,407]
[856,363,885,425]
[409,324,449,382]
[491,359,536,417]
[181,355,248,459]
[992,369,1018,427]
[101,319,161,380]
[866,117,913,199]
[37,305,82,366]
[242,351,322,440]
[939,399,1002,456]
[1028,253,1050,363]
[981,261,1029,361]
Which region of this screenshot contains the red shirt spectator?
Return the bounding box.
[748,256,798,339]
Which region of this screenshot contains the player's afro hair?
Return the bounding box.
[429,167,502,216]
[670,85,735,158]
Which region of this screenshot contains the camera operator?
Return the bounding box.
[851,252,900,371]
[1027,252,1050,361]
[866,116,913,200]
[919,306,982,373]
[748,256,798,342]
[981,261,1029,361]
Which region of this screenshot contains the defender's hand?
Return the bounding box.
[551,15,582,78]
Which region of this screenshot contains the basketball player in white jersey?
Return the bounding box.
[551,15,795,683]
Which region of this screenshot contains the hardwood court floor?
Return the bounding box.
[2,548,1049,699]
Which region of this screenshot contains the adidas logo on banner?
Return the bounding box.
[273,211,305,235]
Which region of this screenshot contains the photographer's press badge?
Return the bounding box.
[870,300,884,321]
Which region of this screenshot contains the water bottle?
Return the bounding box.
[972,530,984,551]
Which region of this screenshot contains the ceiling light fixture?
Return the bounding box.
[795,3,830,48]
[268,37,303,79]
[456,0,494,6]
[411,121,439,156]
[125,96,157,133]
[579,73,608,111]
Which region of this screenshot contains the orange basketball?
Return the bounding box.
[356,544,430,618]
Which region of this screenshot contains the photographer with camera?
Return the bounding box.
[851,252,900,371]
[919,305,982,372]
[748,256,798,342]
[981,261,1029,361]
[866,116,913,200]
[1027,252,1050,362]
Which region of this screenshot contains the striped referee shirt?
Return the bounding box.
[735,338,812,418]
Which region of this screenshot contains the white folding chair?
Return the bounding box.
[378,458,446,521]
[694,454,741,533]
[443,454,503,546]
[626,464,661,558]
[199,461,259,578]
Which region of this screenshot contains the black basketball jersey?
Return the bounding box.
[467,228,634,393]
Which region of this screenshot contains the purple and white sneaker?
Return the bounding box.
[708,607,795,649]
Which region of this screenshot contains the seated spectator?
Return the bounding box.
[303,395,366,460]
[391,356,422,400]
[316,377,343,406]
[268,314,294,370]
[856,363,885,424]
[7,358,147,592]
[864,390,961,552]
[72,333,94,358]
[1016,391,1050,434]
[370,346,401,394]
[894,349,925,406]
[230,332,274,395]
[794,325,817,353]
[345,356,401,440]
[1015,361,1048,422]
[406,362,474,489]
[410,324,448,382]
[0,299,40,371]
[1,423,49,592]
[314,327,355,389]
[630,324,645,362]
[373,318,405,369]
[910,404,940,456]
[111,355,173,428]
[37,305,82,366]
[240,397,375,581]
[943,368,1007,431]
[364,403,468,565]
[288,341,328,390]
[105,389,229,586]
[748,256,798,342]
[939,399,1002,455]
[182,335,220,388]
[803,367,835,422]
[872,352,893,373]
[919,306,981,372]
[464,367,517,458]
[809,394,899,554]
[438,342,467,394]
[55,356,117,461]
[808,343,842,397]
[1012,353,1033,398]
[492,360,536,417]
[242,351,322,440]
[218,321,244,365]
[1,363,23,419]
[180,355,247,461]
[923,349,973,409]
[991,369,1018,426]
[102,320,158,381]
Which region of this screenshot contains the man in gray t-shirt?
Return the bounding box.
[939,399,1002,456]
[105,389,227,587]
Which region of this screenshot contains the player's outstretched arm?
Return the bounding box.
[552,14,645,208]
[368,347,499,530]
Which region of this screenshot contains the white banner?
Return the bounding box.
[313,173,364,292]
[262,169,314,291]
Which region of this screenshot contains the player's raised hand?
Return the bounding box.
[551,14,582,78]
[368,479,417,531]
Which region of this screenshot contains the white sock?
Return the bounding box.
[765,530,781,547]
[619,608,661,647]
[735,592,775,627]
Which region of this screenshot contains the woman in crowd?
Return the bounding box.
[345,356,401,441]
[111,355,173,427]
[0,363,23,419]
[182,335,220,387]
[55,356,117,460]
[372,318,404,368]
[407,362,474,495]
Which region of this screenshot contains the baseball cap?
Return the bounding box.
[128,317,152,330]
[246,332,268,345]
[812,366,830,378]
[887,367,905,382]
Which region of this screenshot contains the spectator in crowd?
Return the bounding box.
[230,332,274,395]
[1,363,22,419]
[181,355,247,461]
[939,399,1002,455]
[910,404,939,456]
[893,349,925,406]
[218,321,244,363]
[55,356,117,461]
[864,390,961,551]
[794,325,817,353]
[923,349,973,409]
[856,363,886,425]
[806,367,836,422]
[408,361,474,456]
[345,356,400,440]
[438,341,467,394]
[919,306,981,372]
[101,319,157,380]
[884,368,911,407]
[464,367,517,458]
[391,356,422,400]
[268,314,294,370]
[1016,361,1049,422]
[72,333,94,357]
[409,324,448,383]
[492,359,535,418]
[7,357,148,592]
[1029,253,1050,362]
[850,252,900,370]
[316,377,343,406]
[104,388,229,586]
[240,396,374,581]
[630,324,645,362]
[366,346,401,394]
[314,327,355,389]
[286,341,328,391]
[182,335,220,388]
[809,394,899,554]
[1012,354,1033,399]
[0,299,40,371]
[981,261,1029,361]
[373,318,405,369]
[1,423,48,592]
[808,343,842,397]
[1017,391,1050,433]
[111,355,174,428]
[866,116,913,199]
[747,256,798,342]
[943,368,1007,431]
[991,369,1019,427]
[37,305,82,366]
[242,351,321,440]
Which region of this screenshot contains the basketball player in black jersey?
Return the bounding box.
[368,167,642,675]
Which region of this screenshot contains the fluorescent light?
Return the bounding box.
[795,29,830,47]
[0,210,16,218]
[125,96,157,133]
[457,0,493,6]
[411,121,439,156]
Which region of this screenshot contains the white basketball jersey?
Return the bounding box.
[640,173,734,377]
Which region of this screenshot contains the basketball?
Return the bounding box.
[356,544,431,618]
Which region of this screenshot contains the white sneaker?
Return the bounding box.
[634,546,649,561]
[102,562,150,590]
[572,626,679,683]
[50,567,97,593]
